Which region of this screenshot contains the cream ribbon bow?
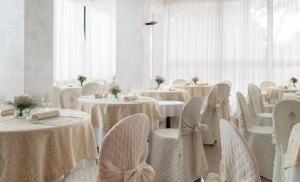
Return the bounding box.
[100,161,155,182]
[181,122,208,176]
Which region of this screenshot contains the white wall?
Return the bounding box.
[0,0,24,99]
[24,0,54,96]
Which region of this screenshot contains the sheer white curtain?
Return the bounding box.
[155,0,300,94]
[54,0,85,84]
[85,8,116,81]
[54,0,116,84]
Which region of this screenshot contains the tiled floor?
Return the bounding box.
[203,142,272,182]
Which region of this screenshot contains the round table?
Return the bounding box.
[134,89,188,102]
[184,85,213,98]
[0,109,98,182]
[282,93,300,101]
[158,101,184,128]
[78,95,162,131]
[285,123,300,182]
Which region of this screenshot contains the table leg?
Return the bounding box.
[166,117,171,128]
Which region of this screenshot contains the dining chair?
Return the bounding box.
[81,82,102,96]
[272,100,300,182]
[237,92,274,179]
[60,88,80,110]
[206,120,261,182]
[248,83,273,126]
[260,81,276,93]
[200,85,219,145]
[64,113,155,182]
[216,83,231,121]
[150,96,208,182]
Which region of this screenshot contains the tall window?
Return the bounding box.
[54,0,116,85]
[151,0,300,93]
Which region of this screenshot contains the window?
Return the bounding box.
[54,0,116,85]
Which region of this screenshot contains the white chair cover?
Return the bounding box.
[260,81,277,92]
[216,83,231,121]
[81,82,102,96]
[219,120,261,182]
[237,92,274,179]
[150,97,208,182]
[248,83,273,126]
[99,113,155,182]
[60,88,80,109]
[221,80,232,87]
[200,85,220,145]
[64,114,154,182]
[272,100,300,182]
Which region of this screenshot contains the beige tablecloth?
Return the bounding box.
[184,85,213,98]
[285,123,300,168]
[134,90,188,102]
[0,109,98,182]
[52,85,81,107]
[78,96,162,131]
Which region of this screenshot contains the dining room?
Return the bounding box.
[0,0,300,181]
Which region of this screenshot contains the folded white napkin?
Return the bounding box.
[296,91,300,95]
[0,108,14,116]
[169,87,176,91]
[123,96,138,102]
[31,110,60,121]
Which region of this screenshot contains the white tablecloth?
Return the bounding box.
[158,101,184,118]
[282,93,300,101]
[0,109,98,182]
[134,89,188,102]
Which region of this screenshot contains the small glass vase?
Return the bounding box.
[15,109,25,119]
[112,94,119,101]
[15,108,31,119]
[156,84,162,90]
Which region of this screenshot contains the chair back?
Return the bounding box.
[219,120,261,182]
[172,79,187,86]
[236,92,254,139]
[216,83,231,120]
[60,89,80,109]
[260,81,276,92]
[81,82,102,96]
[248,83,264,114]
[273,100,300,153]
[221,80,232,87]
[179,96,208,179]
[99,113,155,182]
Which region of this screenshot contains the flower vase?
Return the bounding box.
[112,94,119,101]
[156,84,162,90]
[15,109,25,119]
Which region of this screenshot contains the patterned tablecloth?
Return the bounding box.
[78,96,162,131]
[0,109,98,182]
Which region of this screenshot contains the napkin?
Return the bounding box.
[169,87,176,91]
[123,96,138,102]
[1,108,14,116]
[296,91,300,95]
[31,110,60,121]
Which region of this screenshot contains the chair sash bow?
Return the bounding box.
[100,161,155,182]
[181,123,208,176]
